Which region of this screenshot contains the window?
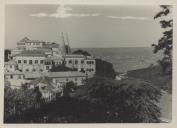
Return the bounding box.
[40,60,44,64]
[81,60,84,64]
[10,65,12,68]
[75,60,78,64]
[10,75,13,79]
[24,60,27,64]
[26,69,29,72]
[18,75,21,79]
[29,60,32,64]
[46,66,49,70]
[66,78,69,81]
[18,60,21,64]
[32,68,36,72]
[35,60,38,64]
[75,78,77,81]
[80,68,85,73]
[69,60,72,64]
[86,61,90,64]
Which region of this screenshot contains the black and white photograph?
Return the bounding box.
[3,0,173,124]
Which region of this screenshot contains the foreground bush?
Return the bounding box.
[72,77,161,123]
[5,77,161,123]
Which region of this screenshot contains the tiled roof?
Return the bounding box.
[37,47,52,52]
[43,43,59,48]
[64,54,85,58]
[31,76,56,93]
[24,72,42,79]
[64,54,95,60]
[24,71,86,79]
[4,61,17,65]
[48,71,86,78]
[5,70,24,75]
[15,50,46,57]
[20,37,30,42]
[45,56,63,61]
[19,37,45,44]
[25,40,43,43]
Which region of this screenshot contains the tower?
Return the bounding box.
[59,32,71,55]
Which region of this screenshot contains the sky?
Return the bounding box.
[5,4,170,49]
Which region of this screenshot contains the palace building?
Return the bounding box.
[4,33,96,90]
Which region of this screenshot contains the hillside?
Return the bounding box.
[127,66,172,93]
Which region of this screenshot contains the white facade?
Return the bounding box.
[13,55,52,72]
[11,49,22,57]
[25,71,86,86]
[4,71,30,89]
[25,41,44,50]
[52,76,85,86]
[4,61,17,72]
[4,37,96,90]
[64,55,96,77]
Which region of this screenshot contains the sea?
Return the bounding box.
[72,47,163,73]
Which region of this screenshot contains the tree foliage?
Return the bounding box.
[63,81,77,97]
[72,49,116,79]
[50,62,77,72]
[72,77,161,123]
[5,77,161,123]
[4,49,11,62]
[4,86,37,122]
[72,49,91,56]
[152,5,173,74]
[95,59,116,79]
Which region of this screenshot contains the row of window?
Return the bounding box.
[26,42,41,45]
[86,61,94,64]
[66,60,84,65]
[66,60,94,65]
[6,65,14,68]
[55,77,85,83]
[24,66,49,72]
[18,60,44,64]
[8,74,23,79]
[86,68,94,72]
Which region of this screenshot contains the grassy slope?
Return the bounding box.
[127,66,172,93]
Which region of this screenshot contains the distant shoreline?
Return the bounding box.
[5,46,152,50]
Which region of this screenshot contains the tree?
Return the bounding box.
[95,59,116,79]
[63,81,77,97]
[72,49,91,56]
[50,62,77,72]
[73,49,116,79]
[4,49,11,62]
[152,5,173,74]
[73,76,161,122]
[4,86,37,122]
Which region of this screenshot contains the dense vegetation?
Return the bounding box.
[5,77,161,123]
[127,66,172,93]
[4,49,11,62]
[95,59,116,79]
[6,7,172,122]
[152,5,172,74]
[72,49,91,56]
[4,85,37,122]
[50,62,77,72]
[72,50,116,79]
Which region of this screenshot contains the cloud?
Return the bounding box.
[30,4,99,18]
[107,16,152,20]
[30,13,48,17]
